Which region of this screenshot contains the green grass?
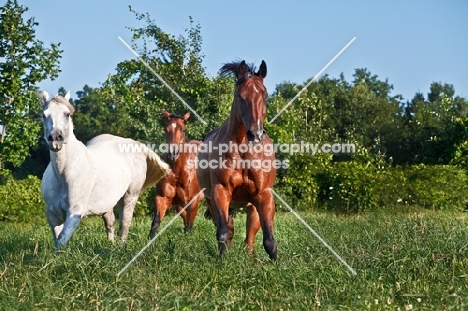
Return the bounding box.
[1,209,468,310]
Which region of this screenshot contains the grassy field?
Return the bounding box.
[1,209,468,310]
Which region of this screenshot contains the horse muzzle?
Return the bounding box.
[168,145,180,162]
[247,129,266,146]
[47,129,65,152]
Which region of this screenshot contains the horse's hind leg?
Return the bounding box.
[118,194,138,243]
[102,210,115,242]
[245,205,261,254]
[174,204,188,229]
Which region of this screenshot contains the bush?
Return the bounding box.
[0,174,157,224]
[407,164,468,210]
[274,153,331,210]
[135,186,156,218]
[312,163,468,212]
[0,175,45,224]
[371,167,410,208]
[320,161,378,212]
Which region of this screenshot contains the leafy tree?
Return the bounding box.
[0,0,62,176]
[401,82,468,164]
[92,9,232,146]
[71,85,132,143]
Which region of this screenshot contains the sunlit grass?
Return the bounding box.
[1,210,468,310]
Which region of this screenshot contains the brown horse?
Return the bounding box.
[197,60,277,260]
[149,111,204,239]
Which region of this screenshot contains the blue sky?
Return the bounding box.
[22,0,468,102]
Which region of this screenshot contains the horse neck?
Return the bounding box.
[225,97,247,142]
[49,133,83,176]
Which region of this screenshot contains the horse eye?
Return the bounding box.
[64,112,70,118]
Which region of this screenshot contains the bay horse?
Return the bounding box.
[40,90,170,248]
[197,60,278,260]
[149,111,204,239]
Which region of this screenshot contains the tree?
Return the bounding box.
[0,0,62,175]
[401,82,468,164]
[93,9,232,145]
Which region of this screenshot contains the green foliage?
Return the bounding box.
[89,10,232,146]
[274,153,330,211]
[407,164,468,210]
[400,83,468,165]
[316,162,468,213]
[134,186,156,217]
[0,175,45,223]
[0,0,62,175]
[317,161,378,212]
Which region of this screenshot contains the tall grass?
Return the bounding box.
[1,210,468,310]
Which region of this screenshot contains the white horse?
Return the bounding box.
[40,90,170,248]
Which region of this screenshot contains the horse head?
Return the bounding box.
[41,90,75,152]
[163,111,190,162]
[220,60,268,145]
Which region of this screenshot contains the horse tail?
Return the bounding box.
[204,207,213,219]
[204,206,238,220]
[141,143,171,189]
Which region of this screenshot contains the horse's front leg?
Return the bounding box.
[254,189,278,261]
[46,208,64,242]
[149,182,175,239]
[55,212,82,249]
[212,185,234,258]
[149,195,172,239]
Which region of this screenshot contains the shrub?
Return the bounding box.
[0,175,45,224]
[135,186,156,218]
[320,161,378,212]
[313,163,468,212]
[274,153,331,210]
[406,164,468,210]
[371,167,410,208]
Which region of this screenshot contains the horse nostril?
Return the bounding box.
[48,135,53,141]
[246,131,255,142]
[57,134,63,142]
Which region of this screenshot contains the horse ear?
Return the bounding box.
[237,60,248,80]
[183,112,190,122]
[41,90,50,108]
[256,60,267,79]
[64,90,71,101]
[163,111,171,119]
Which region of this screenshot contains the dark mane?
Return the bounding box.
[219,61,257,78]
[168,113,185,120]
